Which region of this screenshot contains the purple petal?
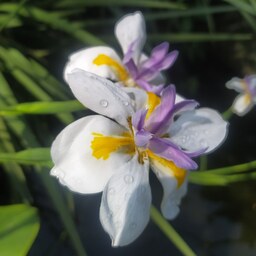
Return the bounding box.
[132,109,148,130]
[155,99,199,136]
[141,42,170,70]
[125,58,138,79]
[137,45,178,81]
[145,85,176,133]
[172,100,199,116]
[136,79,155,91]
[157,50,179,70]
[151,84,165,95]
[148,137,198,170]
[185,147,208,157]
[123,40,137,64]
[135,130,153,147]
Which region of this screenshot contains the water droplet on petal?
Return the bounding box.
[200,139,208,147]
[108,187,115,195]
[181,136,186,143]
[123,101,129,106]
[100,99,108,108]
[124,175,134,184]
[204,129,209,135]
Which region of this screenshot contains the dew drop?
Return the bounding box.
[200,139,208,147]
[123,101,129,106]
[108,187,115,196]
[204,129,209,135]
[124,175,134,184]
[100,99,109,108]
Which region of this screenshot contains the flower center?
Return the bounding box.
[93,54,129,82]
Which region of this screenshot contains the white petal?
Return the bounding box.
[50,115,131,194]
[67,70,134,127]
[226,77,245,93]
[115,12,146,63]
[150,159,188,220]
[64,46,122,82]
[100,155,151,246]
[170,108,228,153]
[232,94,254,116]
[122,87,147,111]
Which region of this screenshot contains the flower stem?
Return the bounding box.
[150,205,196,256]
[206,160,256,174]
[222,107,233,120]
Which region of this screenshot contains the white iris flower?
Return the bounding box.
[64,12,178,95]
[226,75,256,116]
[50,69,228,246]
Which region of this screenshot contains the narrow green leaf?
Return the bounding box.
[0,204,40,256]
[0,100,84,116]
[0,4,103,45]
[148,33,253,42]
[224,0,256,16]
[56,0,186,9]
[205,160,256,175]
[0,148,52,167]
[150,205,196,256]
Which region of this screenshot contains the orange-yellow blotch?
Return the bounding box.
[242,80,252,105]
[145,92,161,119]
[91,132,135,160]
[147,150,187,187]
[93,54,129,82]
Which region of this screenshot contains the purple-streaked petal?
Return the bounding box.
[115,12,146,64]
[124,58,138,79]
[132,109,148,130]
[137,48,178,81]
[151,84,165,95]
[136,79,155,92]
[148,137,198,170]
[157,50,179,70]
[141,42,170,70]
[155,99,199,136]
[145,85,176,133]
[135,130,153,147]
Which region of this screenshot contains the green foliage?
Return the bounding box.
[0,0,256,255]
[0,204,39,256]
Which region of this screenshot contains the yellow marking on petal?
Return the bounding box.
[93,54,129,82]
[145,92,161,119]
[147,150,187,187]
[241,80,252,105]
[91,132,135,160]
